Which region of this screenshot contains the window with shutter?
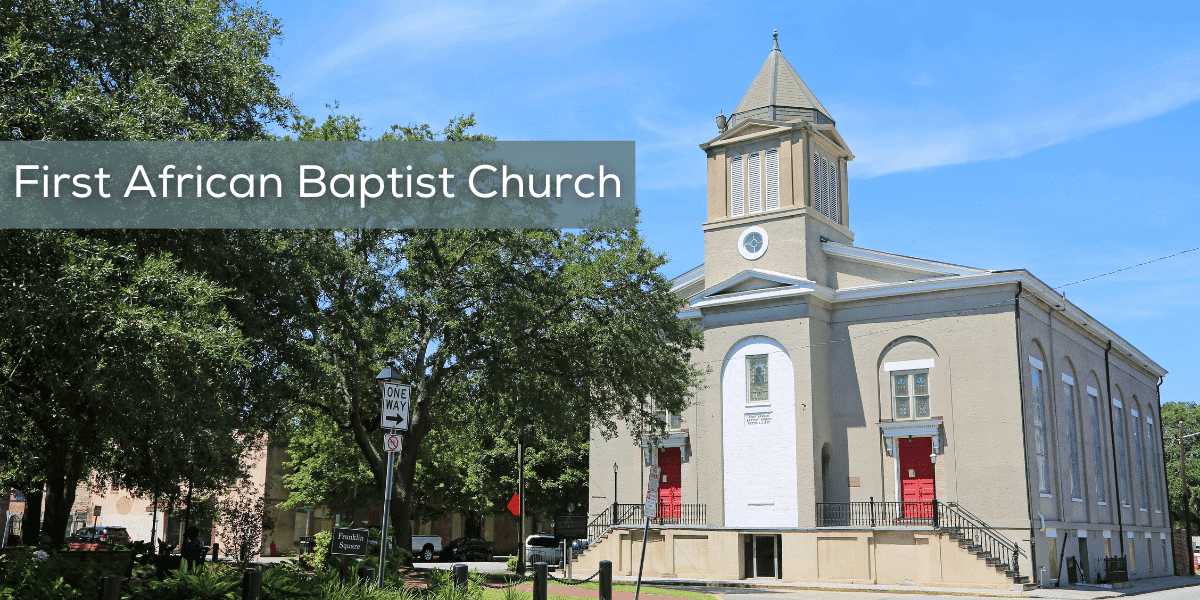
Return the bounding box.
[730,155,744,217]
[810,152,841,223]
[764,149,780,211]
[812,153,823,217]
[748,152,762,213]
[830,163,840,223]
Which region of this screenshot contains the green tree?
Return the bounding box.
[0,231,254,545]
[281,224,704,555]
[1162,401,1200,533]
[0,0,299,544]
[1,0,293,141]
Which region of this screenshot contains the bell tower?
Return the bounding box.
[700,31,854,286]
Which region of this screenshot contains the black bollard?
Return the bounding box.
[241,568,263,600]
[533,562,548,600]
[359,566,376,584]
[97,573,122,600]
[211,542,220,563]
[599,560,612,600]
[453,563,469,589]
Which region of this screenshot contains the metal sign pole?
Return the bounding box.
[378,433,396,587]
[635,452,660,600]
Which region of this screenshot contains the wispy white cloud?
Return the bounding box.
[632,113,712,190]
[842,52,1200,178]
[308,0,618,77]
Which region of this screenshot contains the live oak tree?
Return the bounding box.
[0,0,295,544]
[1,0,293,141]
[0,231,254,546]
[281,226,704,555]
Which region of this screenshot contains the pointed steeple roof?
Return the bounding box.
[730,31,833,128]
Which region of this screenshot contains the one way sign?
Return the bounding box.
[381,382,410,431]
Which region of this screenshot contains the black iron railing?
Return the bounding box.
[938,501,1026,577]
[815,499,1027,579]
[586,503,706,545]
[816,499,939,527]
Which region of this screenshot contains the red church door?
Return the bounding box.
[658,447,682,521]
[899,437,935,519]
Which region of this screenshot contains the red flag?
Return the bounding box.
[507,493,521,516]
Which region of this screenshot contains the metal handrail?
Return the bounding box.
[586,503,707,545]
[940,501,1026,557]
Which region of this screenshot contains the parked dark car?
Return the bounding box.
[67,526,132,546]
[442,537,494,561]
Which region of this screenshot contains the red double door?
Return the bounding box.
[657,447,682,520]
[899,437,935,518]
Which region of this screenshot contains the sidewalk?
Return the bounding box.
[605,574,1200,599]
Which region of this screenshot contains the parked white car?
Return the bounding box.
[524,534,561,566]
[413,535,443,562]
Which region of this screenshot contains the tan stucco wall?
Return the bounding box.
[573,526,1021,589]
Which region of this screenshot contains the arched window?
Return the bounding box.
[1145,411,1161,513]
[1087,385,1107,503]
[1029,354,1051,494]
[1062,372,1082,500]
[1113,389,1130,505]
[1132,398,1148,510]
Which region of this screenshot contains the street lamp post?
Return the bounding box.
[613,463,618,521]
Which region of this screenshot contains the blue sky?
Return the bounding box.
[259,0,1200,405]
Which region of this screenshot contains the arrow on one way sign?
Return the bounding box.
[381,382,411,431]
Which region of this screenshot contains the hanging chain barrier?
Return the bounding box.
[481,568,601,588]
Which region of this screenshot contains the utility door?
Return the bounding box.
[658,447,682,520]
[899,436,935,518]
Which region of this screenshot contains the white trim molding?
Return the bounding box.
[1086,386,1099,396]
[1062,373,1075,385]
[1029,357,1044,370]
[884,359,935,372]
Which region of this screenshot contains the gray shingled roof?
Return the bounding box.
[731,36,833,125]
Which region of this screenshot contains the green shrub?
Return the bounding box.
[428,568,484,600]
[128,563,239,600]
[0,547,104,600]
[506,556,518,572]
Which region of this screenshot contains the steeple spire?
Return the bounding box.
[728,31,833,128]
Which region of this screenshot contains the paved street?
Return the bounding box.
[415,558,512,574]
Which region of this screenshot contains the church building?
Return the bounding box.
[580,33,1173,589]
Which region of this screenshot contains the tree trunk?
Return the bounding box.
[41,451,83,548]
[21,487,43,546]
[42,474,78,548]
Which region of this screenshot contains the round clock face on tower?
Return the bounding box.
[738,226,768,260]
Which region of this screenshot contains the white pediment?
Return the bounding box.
[686,268,828,311]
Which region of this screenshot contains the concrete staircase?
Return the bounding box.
[943,524,1034,590]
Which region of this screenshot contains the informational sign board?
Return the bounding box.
[380,382,411,431]
[644,466,661,519]
[554,515,587,539]
[384,433,402,454]
[330,527,370,557]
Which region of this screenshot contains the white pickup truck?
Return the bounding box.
[412,535,443,562]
